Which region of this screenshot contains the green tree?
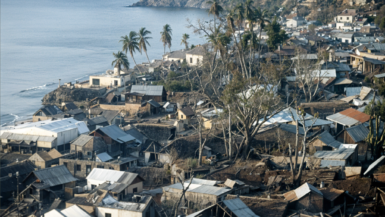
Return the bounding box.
[160,24,172,53]
[207,0,224,28]
[255,7,270,40]
[111,51,130,73]
[120,32,141,73]
[138,27,152,64]
[266,17,287,50]
[181,33,190,50]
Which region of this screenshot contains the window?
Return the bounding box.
[197,58,199,63]
[97,165,104,168]
[63,162,68,169]
[92,184,97,190]
[133,187,138,193]
[347,17,349,20]
[340,17,342,20]
[181,115,184,119]
[109,167,114,170]
[190,58,192,63]
[114,80,118,86]
[105,213,111,217]
[76,164,81,171]
[92,78,100,86]
[87,151,92,156]
[86,165,91,173]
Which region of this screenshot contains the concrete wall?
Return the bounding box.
[125,103,142,115]
[336,15,354,23]
[124,181,143,194]
[89,76,123,88]
[33,116,51,122]
[60,158,120,178]
[100,104,126,111]
[186,54,203,66]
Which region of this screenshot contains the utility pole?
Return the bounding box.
[16,171,19,217]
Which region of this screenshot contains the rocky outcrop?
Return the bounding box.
[130,0,211,9]
[42,87,106,104]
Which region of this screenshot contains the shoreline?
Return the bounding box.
[126,5,207,10]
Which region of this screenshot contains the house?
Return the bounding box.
[299,102,351,119]
[33,105,63,122]
[186,45,206,66]
[134,123,176,142]
[45,205,92,217]
[314,144,358,167]
[70,135,108,160]
[321,61,351,78]
[124,126,148,146]
[338,124,369,159]
[86,168,144,200]
[201,108,224,129]
[162,49,187,62]
[177,106,195,123]
[101,110,123,126]
[350,55,385,75]
[326,108,370,134]
[126,85,167,103]
[162,181,232,210]
[334,32,354,43]
[95,195,158,217]
[163,102,176,112]
[23,165,78,203]
[186,198,259,217]
[1,118,90,152]
[29,148,63,169]
[283,183,324,213]
[141,99,162,115]
[62,102,79,111]
[90,125,137,157]
[143,141,171,165]
[223,179,250,195]
[60,156,138,178]
[89,67,131,88]
[286,16,306,28]
[309,131,342,153]
[335,9,356,23]
[0,161,36,206]
[319,188,345,211]
[86,116,109,131]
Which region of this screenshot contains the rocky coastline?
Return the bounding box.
[130,0,210,9]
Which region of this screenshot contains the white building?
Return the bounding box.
[186,46,206,66]
[286,16,307,28]
[335,9,357,23]
[0,118,89,150]
[96,195,157,217]
[89,67,132,88]
[86,168,144,199]
[45,205,92,217]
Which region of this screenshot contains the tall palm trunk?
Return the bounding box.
[145,51,151,64]
[131,54,142,73]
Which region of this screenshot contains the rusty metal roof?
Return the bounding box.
[327,108,370,126]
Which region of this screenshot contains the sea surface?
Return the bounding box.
[1,0,209,125]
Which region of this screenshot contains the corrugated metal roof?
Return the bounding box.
[44,209,65,217]
[374,73,385,78]
[71,135,93,147]
[279,124,314,137]
[224,179,245,188]
[317,131,342,149]
[7,134,40,142]
[320,160,346,167]
[341,95,358,103]
[346,124,369,142]
[87,116,108,126]
[334,78,353,85]
[284,183,323,201]
[364,156,385,176]
[187,204,216,217]
[223,198,260,217]
[359,87,373,100]
[314,148,355,160]
[262,107,313,125]
[37,136,57,142]
[99,196,151,211]
[164,183,231,196]
[37,118,89,134]
[86,168,139,193]
[291,54,318,60]
[345,87,362,97]
[147,99,161,108]
[327,108,370,126]
[0,132,12,139]
[130,85,164,96]
[97,125,135,143]
[187,178,220,186]
[303,118,333,126]
[96,152,113,162]
[33,165,78,187]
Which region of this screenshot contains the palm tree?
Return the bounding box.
[120,31,142,73]
[255,7,270,40]
[207,0,223,28]
[244,0,255,31]
[111,51,130,74]
[138,27,152,64]
[181,34,190,50]
[160,24,172,54]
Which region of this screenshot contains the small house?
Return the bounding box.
[186,45,206,66]
[163,102,176,112]
[326,108,370,134]
[101,110,123,126]
[86,116,109,131]
[23,165,78,203]
[126,85,167,103]
[86,168,144,200]
[283,183,324,213]
[223,179,250,195]
[320,188,345,211]
[70,135,108,160]
[309,131,342,153]
[314,144,358,167]
[95,195,158,217]
[177,106,195,122]
[143,141,171,165]
[124,126,148,146]
[29,148,63,169]
[338,124,369,160]
[33,105,63,122]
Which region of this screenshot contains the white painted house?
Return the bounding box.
[89,67,132,88]
[186,46,206,66]
[286,16,307,28]
[96,195,157,217]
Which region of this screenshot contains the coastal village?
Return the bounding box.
[3,0,385,216]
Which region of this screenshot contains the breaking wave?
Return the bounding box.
[20,82,56,93]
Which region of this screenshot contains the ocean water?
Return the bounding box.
[0,0,209,125]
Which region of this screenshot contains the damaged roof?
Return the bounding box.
[314,147,355,160]
[284,183,323,202]
[316,131,342,149]
[326,108,370,127]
